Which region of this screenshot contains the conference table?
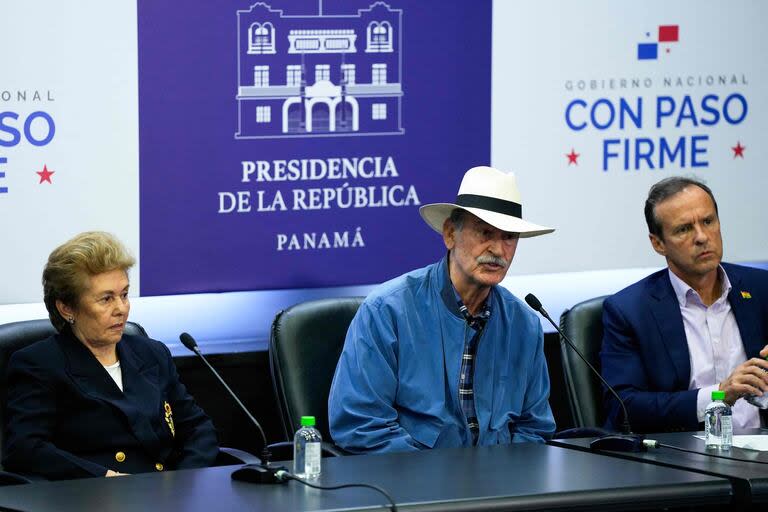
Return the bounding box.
[0,442,733,511]
[549,429,768,505]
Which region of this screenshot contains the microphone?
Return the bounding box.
[523,294,647,452]
[179,332,287,483]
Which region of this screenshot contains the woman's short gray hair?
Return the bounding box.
[42,231,135,332]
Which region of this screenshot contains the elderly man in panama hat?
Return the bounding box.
[329,166,556,453]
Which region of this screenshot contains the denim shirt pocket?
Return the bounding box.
[407,421,442,449]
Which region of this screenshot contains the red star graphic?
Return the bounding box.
[37,164,55,184]
[566,148,580,165]
[731,141,745,158]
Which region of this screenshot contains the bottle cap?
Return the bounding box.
[712,390,726,401]
[300,415,316,427]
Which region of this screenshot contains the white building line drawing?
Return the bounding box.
[235,1,404,139]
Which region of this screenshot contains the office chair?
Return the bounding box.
[558,296,609,430]
[269,297,364,457]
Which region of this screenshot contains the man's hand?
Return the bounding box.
[719,348,768,406]
[105,470,129,477]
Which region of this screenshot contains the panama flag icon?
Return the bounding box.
[637,25,679,60]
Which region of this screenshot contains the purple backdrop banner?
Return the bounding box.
[138,0,492,295]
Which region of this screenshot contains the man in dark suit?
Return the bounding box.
[600,177,768,433]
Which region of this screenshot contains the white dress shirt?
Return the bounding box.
[104,360,124,392]
[668,267,760,429]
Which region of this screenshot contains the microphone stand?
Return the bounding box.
[179,333,288,483]
[524,295,647,452]
[180,332,403,509]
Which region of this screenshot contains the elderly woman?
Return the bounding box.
[2,232,218,480]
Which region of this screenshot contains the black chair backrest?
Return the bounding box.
[558,296,608,429]
[269,297,364,442]
[0,319,147,449]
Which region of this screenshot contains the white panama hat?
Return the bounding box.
[419,166,554,238]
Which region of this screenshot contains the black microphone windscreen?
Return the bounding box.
[179,332,199,352]
[524,293,542,312]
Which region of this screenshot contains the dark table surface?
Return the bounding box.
[0,442,733,512]
[549,429,768,503]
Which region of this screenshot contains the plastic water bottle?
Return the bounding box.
[293,415,322,478]
[704,390,732,450]
[745,357,768,409]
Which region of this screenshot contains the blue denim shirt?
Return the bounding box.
[328,256,555,453]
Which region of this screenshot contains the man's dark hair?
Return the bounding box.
[644,176,719,239]
[449,208,468,230]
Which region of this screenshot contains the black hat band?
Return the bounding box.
[455,194,522,219]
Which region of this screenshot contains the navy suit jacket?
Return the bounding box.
[2,331,219,480]
[600,263,768,433]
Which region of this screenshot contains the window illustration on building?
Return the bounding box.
[341,63,356,84]
[315,64,330,82]
[256,106,271,123]
[248,22,276,54]
[372,63,387,84]
[372,103,387,120]
[235,1,404,139]
[286,65,302,86]
[366,21,393,52]
[253,66,269,87]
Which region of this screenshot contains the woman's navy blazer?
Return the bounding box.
[2,331,219,480]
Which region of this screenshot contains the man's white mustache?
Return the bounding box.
[476,254,508,268]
